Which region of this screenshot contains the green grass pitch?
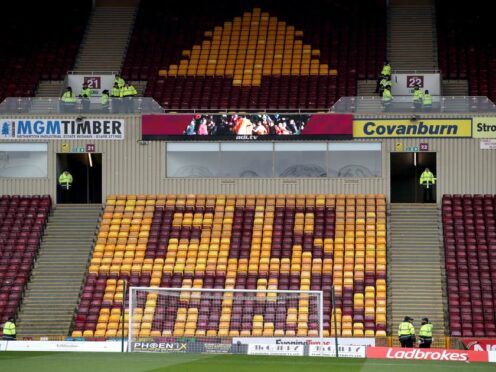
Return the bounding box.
[0,352,492,371]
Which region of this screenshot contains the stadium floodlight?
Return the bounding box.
[128,287,324,353]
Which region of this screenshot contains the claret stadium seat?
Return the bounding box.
[123,0,386,110]
[0,3,90,103]
[71,194,387,339]
[0,195,51,332]
[443,194,496,337]
[437,0,496,102]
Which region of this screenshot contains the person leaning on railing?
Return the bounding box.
[60,87,77,113]
[120,83,138,113]
[101,89,110,113]
[422,90,432,112]
[382,87,393,112]
[413,85,423,112]
[79,83,92,112]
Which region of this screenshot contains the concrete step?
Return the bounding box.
[17,204,101,336]
[75,5,136,72]
[389,200,446,334]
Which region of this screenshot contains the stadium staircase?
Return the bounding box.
[35,81,64,97]
[441,80,469,96]
[31,81,66,114]
[17,204,101,338]
[357,81,377,97]
[387,0,438,70]
[355,80,383,112]
[389,203,446,343]
[74,6,137,73]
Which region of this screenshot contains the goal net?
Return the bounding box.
[128,287,324,353]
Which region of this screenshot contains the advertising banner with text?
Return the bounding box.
[142,113,353,141]
[0,118,125,140]
[353,119,472,138]
[247,344,305,356]
[462,339,496,351]
[0,341,124,352]
[473,117,496,138]
[367,346,488,363]
[480,139,496,149]
[308,344,366,358]
[233,337,375,347]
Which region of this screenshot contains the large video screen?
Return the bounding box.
[142,113,352,141]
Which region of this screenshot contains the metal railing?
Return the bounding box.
[0,97,165,114]
[330,96,496,114]
[2,96,496,115]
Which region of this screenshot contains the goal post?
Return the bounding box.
[128,287,325,353]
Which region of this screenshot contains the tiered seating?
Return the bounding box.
[0,3,90,102]
[0,195,51,327]
[436,0,496,101]
[442,194,496,337]
[72,194,386,338]
[123,0,386,109]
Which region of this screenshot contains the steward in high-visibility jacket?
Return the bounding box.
[420,168,436,189]
[413,86,423,102]
[111,83,121,98]
[101,89,110,113]
[120,83,138,97]
[113,75,125,89]
[379,76,392,96]
[79,84,92,98]
[59,170,73,190]
[398,316,415,348]
[422,90,432,111]
[61,87,77,103]
[101,90,110,105]
[381,61,392,77]
[382,88,393,111]
[419,318,433,348]
[2,317,16,340]
[420,168,436,202]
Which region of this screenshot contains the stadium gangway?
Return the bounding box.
[331,96,496,114]
[0,97,165,114]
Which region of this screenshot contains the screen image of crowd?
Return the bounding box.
[183,114,310,136]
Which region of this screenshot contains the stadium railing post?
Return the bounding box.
[331,286,339,358]
[121,279,126,352]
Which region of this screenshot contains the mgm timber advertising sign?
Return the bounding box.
[1,118,125,140]
[353,119,472,138]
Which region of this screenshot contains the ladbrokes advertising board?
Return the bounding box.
[367,346,488,362]
[353,119,472,138]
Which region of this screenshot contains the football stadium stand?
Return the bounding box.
[71,194,387,339]
[123,0,386,109]
[0,3,90,103]
[436,0,496,101]
[2,0,496,353]
[442,194,496,337]
[0,196,51,331]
